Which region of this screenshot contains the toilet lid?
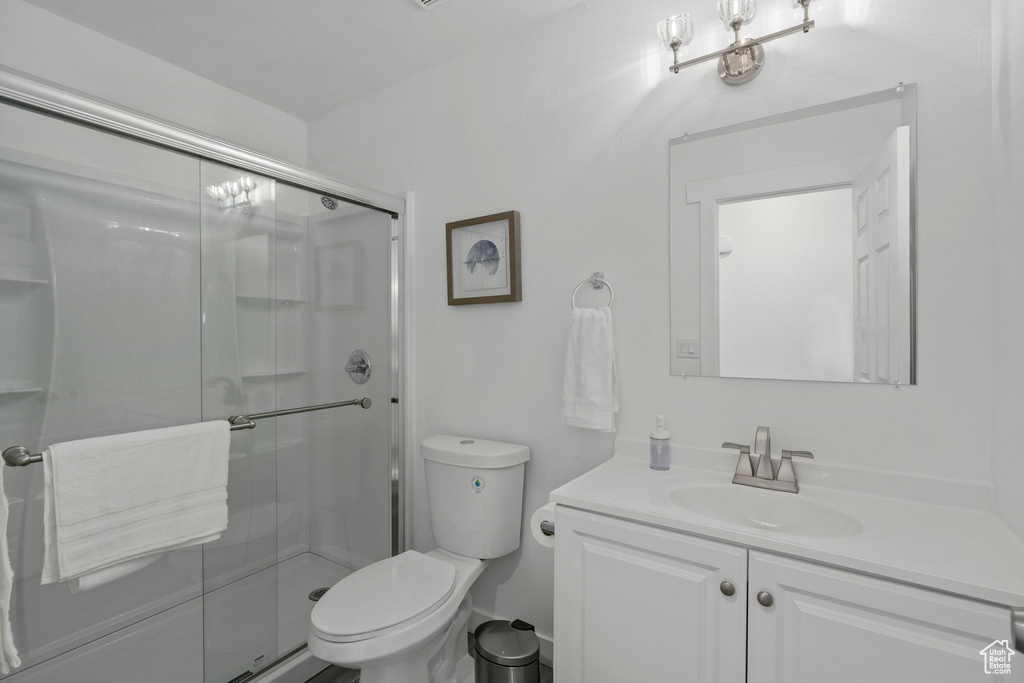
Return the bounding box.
[310,550,456,643]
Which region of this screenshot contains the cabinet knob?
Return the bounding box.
[720,581,736,597]
[757,591,774,607]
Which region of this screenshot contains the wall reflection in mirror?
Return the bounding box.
[669,85,916,384]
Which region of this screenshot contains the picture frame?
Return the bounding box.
[315,240,363,310]
[446,210,521,306]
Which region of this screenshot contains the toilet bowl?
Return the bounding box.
[308,549,487,683]
[307,436,529,683]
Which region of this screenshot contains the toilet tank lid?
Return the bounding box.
[421,435,530,469]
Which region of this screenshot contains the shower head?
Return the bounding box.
[321,196,338,210]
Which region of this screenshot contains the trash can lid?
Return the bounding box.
[474,619,540,668]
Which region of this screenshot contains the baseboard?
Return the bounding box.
[469,607,553,668]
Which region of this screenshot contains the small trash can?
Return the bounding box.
[474,618,541,683]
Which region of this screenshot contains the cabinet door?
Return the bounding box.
[749,551,1022,683]
[554,507,747,683]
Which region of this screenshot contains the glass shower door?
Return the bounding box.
[0,101,205,682]
[274,184,394,659]
[200,167,394,681]
[0,99,396,683]
[200,162,281,682]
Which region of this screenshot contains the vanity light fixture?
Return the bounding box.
[659,0,815,85]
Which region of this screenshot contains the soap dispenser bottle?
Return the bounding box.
[650,415,670,471]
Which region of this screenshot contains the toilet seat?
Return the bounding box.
[310,551,456,644]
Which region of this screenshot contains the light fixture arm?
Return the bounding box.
[669,16,815,74]
[799,0,811,25]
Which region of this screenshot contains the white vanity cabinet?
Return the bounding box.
[554,506,1023,683]
[748,551,1022,683]
[553,507,747,683]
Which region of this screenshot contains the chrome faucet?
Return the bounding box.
[722,426,813,493]
[753,426,773,480]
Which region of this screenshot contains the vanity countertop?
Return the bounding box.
[549,444,1024,607]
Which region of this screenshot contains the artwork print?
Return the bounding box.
[459,222,508,293]
[446,210,521,305]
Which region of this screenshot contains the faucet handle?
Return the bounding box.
[777,450,814,486]
[722,442,753,477]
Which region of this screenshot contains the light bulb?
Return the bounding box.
[239,177,256,192]
[657,14,693,51]
[717,0,755,30]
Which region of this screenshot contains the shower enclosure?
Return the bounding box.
[0,67,404,682]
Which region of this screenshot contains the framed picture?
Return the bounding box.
[315,240,363,310]
[446,210,521,305]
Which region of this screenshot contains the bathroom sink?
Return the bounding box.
[667,484,864,538]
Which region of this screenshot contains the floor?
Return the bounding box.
[306,660,554,682]
[306,666,358,683]
[305,630,553,682]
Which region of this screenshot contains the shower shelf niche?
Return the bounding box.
[237,224,306,242]
[240,367,308,380]
[236,294,307,304]
[252,436,307,456]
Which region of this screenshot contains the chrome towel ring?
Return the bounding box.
[571,272,614,309]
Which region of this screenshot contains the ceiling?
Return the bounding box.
[24,0,589,121]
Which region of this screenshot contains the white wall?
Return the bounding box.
[991,0,1024,541]
[308,0,995,643]
[718,189,854,382]
[0,0,307,165]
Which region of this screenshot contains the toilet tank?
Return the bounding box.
[421,435,530,559]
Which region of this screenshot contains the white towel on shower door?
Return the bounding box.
[40,421,231,592]
[0,465,21,673]
[560,307,618,433]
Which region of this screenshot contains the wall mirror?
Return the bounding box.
[669,85,917,384]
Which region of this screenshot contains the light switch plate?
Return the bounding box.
[676,338,700,359]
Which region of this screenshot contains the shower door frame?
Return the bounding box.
[0,57,407,592]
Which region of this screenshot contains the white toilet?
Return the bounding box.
[307,435,530,683]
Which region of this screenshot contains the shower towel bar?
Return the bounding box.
[1,397,372,467]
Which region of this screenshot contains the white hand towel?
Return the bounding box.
[560,307,618,433]
[0,466,21,673]
[41,421,230,592]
